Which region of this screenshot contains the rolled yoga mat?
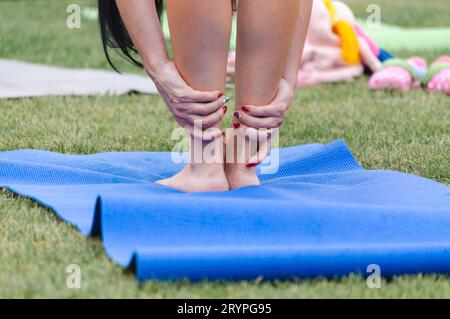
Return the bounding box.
[356,19,450,51]
[1,140,449,281]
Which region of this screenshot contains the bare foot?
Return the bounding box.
[225,163,260,190]
[223,128,260,190]
[156,163,229,192]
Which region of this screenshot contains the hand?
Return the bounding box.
[232,78,295,166]
[234,78,294,129]
[149,60,228,141]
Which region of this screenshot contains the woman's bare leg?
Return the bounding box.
[226,0,301,189]
[157,0,232,192]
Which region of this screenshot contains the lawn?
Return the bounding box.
[0,0,449,298]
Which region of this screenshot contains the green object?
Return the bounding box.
[161,10,170,40]
[81,6,98,21]
[380,58,418,79]
[230,14,237,50]
[357,18,450,51]
[421,62,450,85]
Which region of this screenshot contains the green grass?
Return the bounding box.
[0,0,449,298]
[347,0,450,27]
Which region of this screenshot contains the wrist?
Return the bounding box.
[143,55,170,78]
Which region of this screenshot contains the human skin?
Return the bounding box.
[116,0,312,192]
[227,0,311,189]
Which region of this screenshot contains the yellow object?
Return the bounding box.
[323,0,360,64]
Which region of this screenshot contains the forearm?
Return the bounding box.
[283,0,313,87]
[116,0,169,76]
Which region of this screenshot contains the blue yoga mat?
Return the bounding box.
[1,140,449,281]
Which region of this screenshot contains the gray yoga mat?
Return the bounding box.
[0,58,158,99]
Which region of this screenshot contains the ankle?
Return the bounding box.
[189,137,224,166]
[186,162,225,178]
[225,162,256,174]
[225,163,260,190]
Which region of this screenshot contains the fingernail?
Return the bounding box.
[218,92,224,98]
[242,106,250,112]
[223,105,228,113]
[233,122,240,129]
[223,96,230,104]
[246,163,257,168]
[233,111,241,120]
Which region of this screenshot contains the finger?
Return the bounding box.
[178,89,224,103]
[234,111,283,129]
[246,137,271,167]
[241,103,287,118]
[182,96,230,116]
[192,104,227,129]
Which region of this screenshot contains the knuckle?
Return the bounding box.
[175,89,189,100]
[202,118,212,128]
[168,95,178,104]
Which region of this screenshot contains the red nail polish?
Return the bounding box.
[246,163,257,168]
[223,105,228,113]
[233,111,242,119]
[242,106,250,112]
[233,122,240,129]
[218,92,224,98]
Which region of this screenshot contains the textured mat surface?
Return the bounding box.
[1,140,449,281]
